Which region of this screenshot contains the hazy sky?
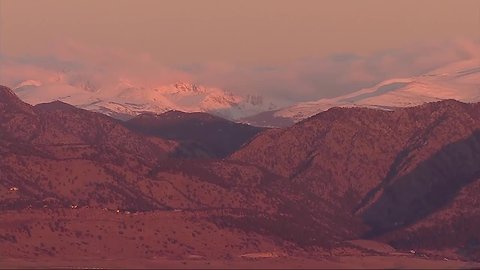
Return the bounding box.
[1,0,479,64]
[0,0,479,103]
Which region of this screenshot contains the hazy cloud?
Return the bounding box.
[1,39,478,106]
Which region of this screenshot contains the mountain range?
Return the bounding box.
[1,84,480,267]
[13,80,277,121]
[10,59,480,128]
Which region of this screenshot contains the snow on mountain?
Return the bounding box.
[13,80,42,89]
[12,58,479,126]
[244,59,480,126]
[13,80,277,120]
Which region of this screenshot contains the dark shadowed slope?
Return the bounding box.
[124,110,265,158]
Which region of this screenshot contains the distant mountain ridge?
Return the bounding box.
[13,80,277,121]
[243,59,480,127]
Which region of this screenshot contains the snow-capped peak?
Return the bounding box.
[12,79,277,121]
